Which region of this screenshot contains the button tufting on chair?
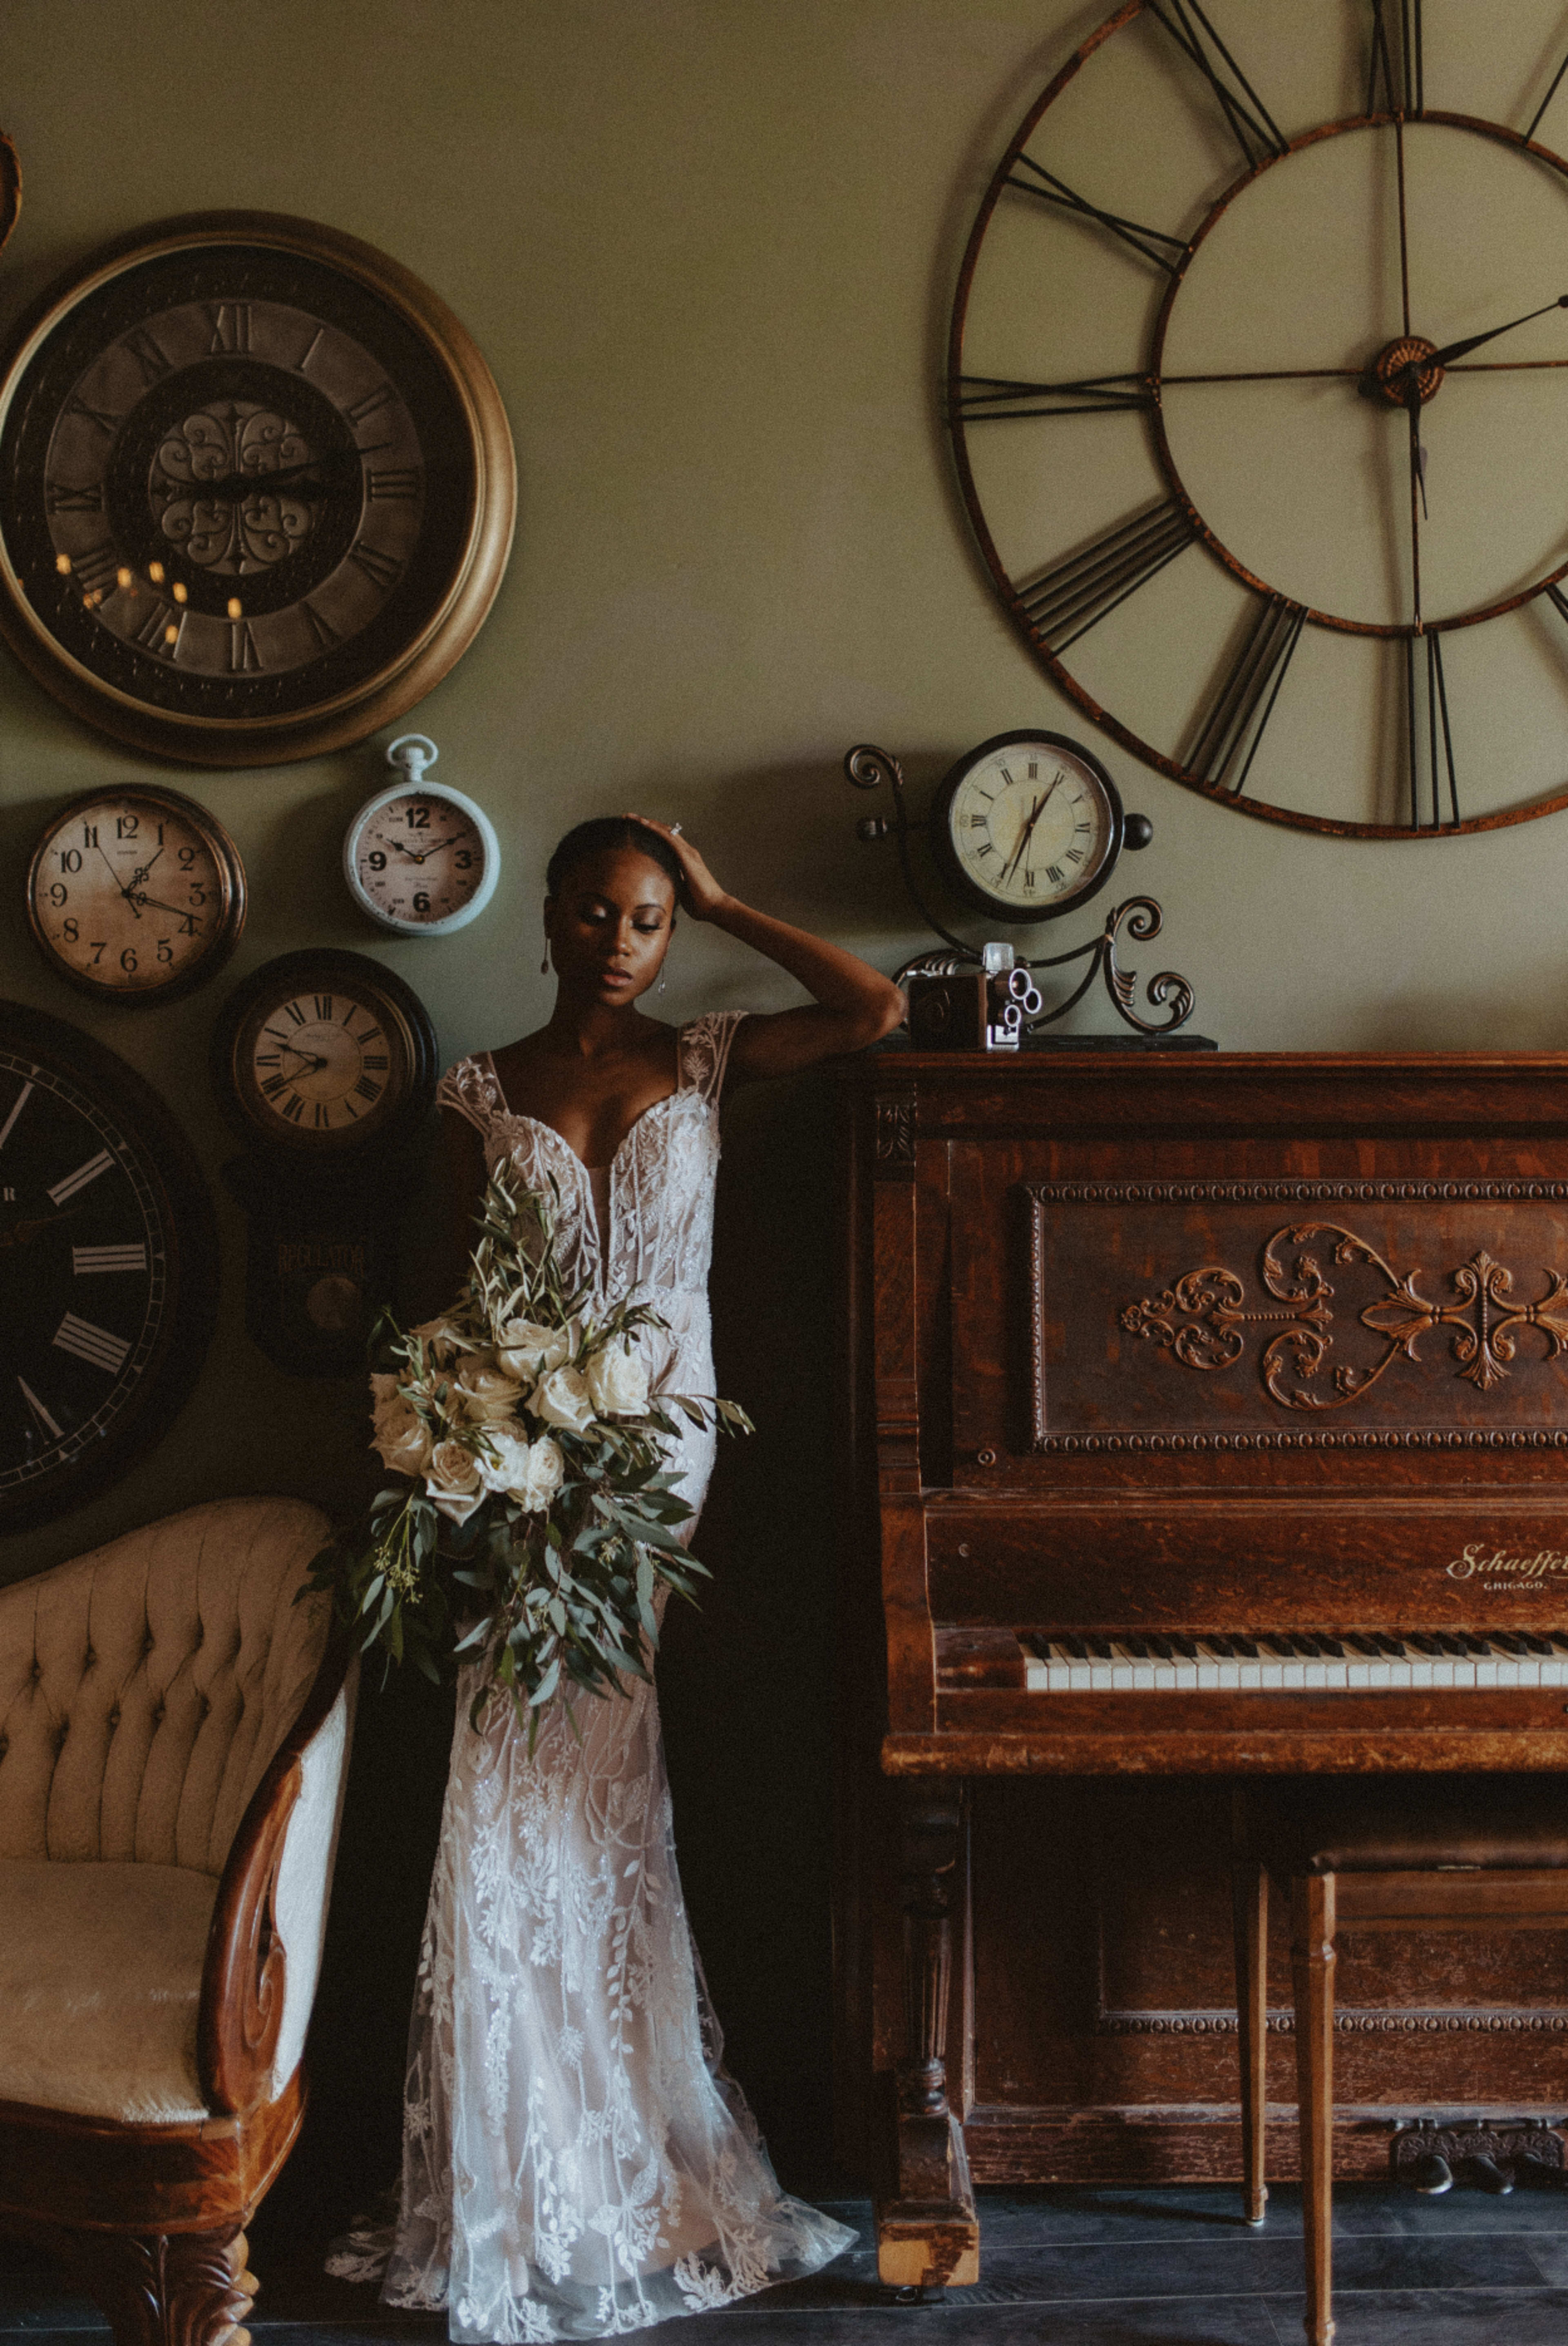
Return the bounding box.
[0,1495,358,2346]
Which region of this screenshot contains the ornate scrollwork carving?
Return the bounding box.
[1122,1222,1568,1411]
[875,1097,916,1166]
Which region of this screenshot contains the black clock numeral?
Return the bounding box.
[228,620,263,671]
[1148,0,1286,168]
[301,597,341,652]
[74,542,122,600]
[347,540,402,591]
[45,480,104,514]
[362,1052,390,1071]
[314,996,334,1020]
[131,599,185,660]
[1187,593,1306,794]
[352,1074,383,1103]
[205,301,252,354]
[65,392,122,437]
[120,327,172,384]
[1045,862,1066,885]
[280,1002,307,1027]
[1526,50,1568,143]
[1403,629,1458,827]
[1017,498,1196,655]
[344,381,397,426]
[956,372,1153,423]
[1368,0,1422,118]
[313,1104,330,1130]
[406,804,432,829]
[279,1093,306,1124]
[367,467,421,500]
[1005,152,1187,276]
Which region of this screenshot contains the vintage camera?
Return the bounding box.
[906,947,1044,1051]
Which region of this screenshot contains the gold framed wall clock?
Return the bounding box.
[0,998,217,1531]
[0,212,515,765]
[949,1,1568,837]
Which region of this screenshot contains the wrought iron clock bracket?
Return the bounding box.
[844,742,1197,1039]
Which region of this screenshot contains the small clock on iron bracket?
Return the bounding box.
[845,730,1205,1047]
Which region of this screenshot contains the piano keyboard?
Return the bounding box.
[1020,1631,1568,1694]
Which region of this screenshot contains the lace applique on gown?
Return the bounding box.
[327,1014,855,2341]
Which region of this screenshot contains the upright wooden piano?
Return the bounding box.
[835,1049,1568,2284]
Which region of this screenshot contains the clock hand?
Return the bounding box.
[128,890,207,926]
[0,1211,74,1251]
[1002,775,1065,886]
[1419,294,1568,372]
[397,833,466,865]
[1405,377,1425,631]
[1394,119,1412,338]
[93,838,142,918]
[175,454,359,506]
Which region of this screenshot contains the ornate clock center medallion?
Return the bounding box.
[153,401,322,574]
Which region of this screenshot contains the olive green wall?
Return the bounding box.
[4,0,1567,2201]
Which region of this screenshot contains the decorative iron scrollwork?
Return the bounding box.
[1122,1223,1568,1409]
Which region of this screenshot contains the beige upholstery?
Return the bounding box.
[0,1497,354,2125]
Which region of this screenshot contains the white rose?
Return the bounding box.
[425,1437,485,1523]
[514,1435,566,1513]
[533,1363,595,1435]
[371,1394,433,1477]
[456,1352,524,1426]
[476,1426,533,1493]
[585,1340,649,1418]
[495,1317,570,1381]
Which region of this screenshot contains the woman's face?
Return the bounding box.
[545,846,677,1007]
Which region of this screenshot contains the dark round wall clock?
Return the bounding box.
[950,4,1568,838]
[0,999,217,1532]
[0,211,515,765]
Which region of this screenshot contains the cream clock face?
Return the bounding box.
[344,778,500,934]
[950,0,1568,837]
[933,731,1126,922]
[26,785,245,1002]
[245,985,395,1139]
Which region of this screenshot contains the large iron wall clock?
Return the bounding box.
[0,1000,217,1532]
[0,212,515,765]
[950,2,1568,837]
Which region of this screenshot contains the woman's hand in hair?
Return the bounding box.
[623,814,726,919]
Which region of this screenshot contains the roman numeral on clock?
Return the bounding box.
[367,467,421,500]
[73,1243,148,1275]
[955,373,1153,423]
[344,381,397,426]
[66,393,121,437]
[46,480,104,513]
[229,620,263,671]
[53,1312,130,1374]
[1148,0,1286,169]
[1403,628,1459,826]
[1005,152,1188,275]
[301,598,341,652]
[205,301,252,354]
[1368,0,1422,118]
[1016,499,1196,655]
[74,543,122,600]
[120,327,172,384]
[348,541,401,591]
[1187,593,1306,794]
[132,599,185,659]
[49,1149,113,1204]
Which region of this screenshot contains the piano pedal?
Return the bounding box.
[1393,2119,1563,2195]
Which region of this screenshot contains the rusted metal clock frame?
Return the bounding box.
[947,0,1568,839]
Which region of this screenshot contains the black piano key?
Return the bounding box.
[1123,1637,1151,1660]
[1205,1637,1237,1658]
[1318,1636,1345,1657]
[1373,1634,1407,1657]
[1261,1637,1296,1658]
[1434,1632,1467,1655]
[1551,1634,1568,1655]
[1232,1637,1261,1657]
[1063,1635,1089,1660]
[1490,1633,1527,1656]
[1147,1635,1175,1660]
[1172,1635,1200,1659]
[1020,1633,1050,1660]
[1087,1637,1114,1660]
[1347,1635,1383,1657]
[1410,1634,1443,1655]
[1525,1634,1557,1655]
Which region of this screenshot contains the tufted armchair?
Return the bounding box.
[0,1497,357,2346]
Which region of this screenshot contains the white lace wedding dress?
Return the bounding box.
[328,1013,854,2342]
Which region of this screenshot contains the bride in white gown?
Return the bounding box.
[330,815,903,2342]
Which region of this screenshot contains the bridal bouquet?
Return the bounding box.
[305,1168,751,1742]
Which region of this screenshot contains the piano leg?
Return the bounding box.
[1231,1848,1270,2227]
[1291,1874,1338,2346]
[875,1781,980,2290]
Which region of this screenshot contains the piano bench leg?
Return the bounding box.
[1291,1871,1337,2346]
[1232,1854,1270,2227]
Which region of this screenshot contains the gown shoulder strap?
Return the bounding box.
[679,1011,749,1104]
[435,1052,503,1135]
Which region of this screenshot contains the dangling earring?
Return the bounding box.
[656,966,667,996]
[541,944,550,974]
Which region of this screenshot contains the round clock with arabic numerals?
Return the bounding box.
[0,211,514,766]
[950,1,1568,838]
[0,998,217,1533]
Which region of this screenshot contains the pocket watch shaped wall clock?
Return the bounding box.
[27,782,245,1003]
[0,212,515,765]
[0,997,217,1532]
[949,1,1568,838]
[344,733,501,935]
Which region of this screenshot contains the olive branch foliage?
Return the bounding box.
[303,1169,751,1749]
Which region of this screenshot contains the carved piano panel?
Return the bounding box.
[835,1053,1568,2254]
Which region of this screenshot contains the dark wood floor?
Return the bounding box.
[9,2183,1568,2343]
